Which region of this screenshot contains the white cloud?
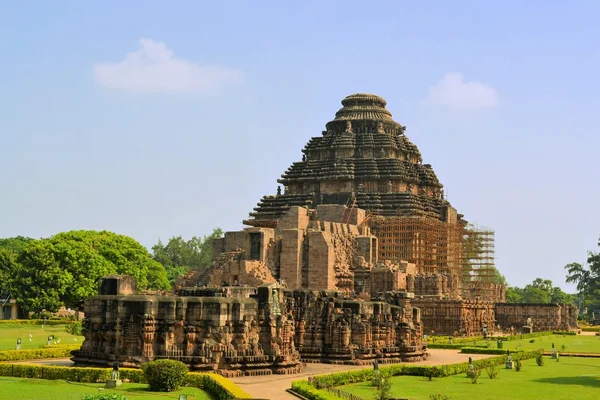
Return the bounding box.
[93,39,242,94]
[427,73,498,109]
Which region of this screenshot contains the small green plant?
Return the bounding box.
[142,359,188,392]
[66,321,83,336]
[486,365,499,379]
[561,344,567,352]
[374,376,392,400]
[81,395,128,400]
[372,372,384,387]
[536,353,544,366]
[466,368,481,384]
[529,339,535,343]
[425,366,439,381]
[429,394,451,400]
[515,359,522,372]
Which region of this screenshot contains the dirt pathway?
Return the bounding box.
[230,349,494,400]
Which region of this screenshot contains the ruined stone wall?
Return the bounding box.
[285,290,424,364]
[407,273,462,299]
[73,284,302,377]
[412,298,496,336]
[495,303,578,332]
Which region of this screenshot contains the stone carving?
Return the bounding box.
[345,120,352,133]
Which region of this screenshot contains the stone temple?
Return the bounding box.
[74,93,578,375]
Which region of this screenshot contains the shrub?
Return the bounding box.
[529,339,535,343]
[430,395,451,400]
[291,381,341,400]
[466,368,480,384]
[372,373,384,387]
[0,347,77,362]
[66,321,83,335]
[374,377,392,400]
[486,365,498,379]
[515,360,522,372]
[536,353,544,366]
[142,359,188,392]
[81,395,128,400]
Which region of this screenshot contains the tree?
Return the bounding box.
[0,236,34,254]
[1,230,170,313]
[565,237,600,309]
[521,285,551,304]
[505,278,573,305]
[152,228,223,285]
[3,240,72,314]
[505,286,523,303]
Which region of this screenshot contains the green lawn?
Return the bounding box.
[0,377,214,400]
[0,323,83,351]
[469,334,600,354]
[341,357,600,400]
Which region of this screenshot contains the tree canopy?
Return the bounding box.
[564,236,600,309]
[151,228,223,285]
[1,231,170,313]
[505,278,574,305]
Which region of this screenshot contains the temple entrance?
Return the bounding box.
[249,232,262,260]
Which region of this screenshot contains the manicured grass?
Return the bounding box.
[471,334,600,354]
[340,357,600,400]
[0,323,83,351]
[0,377,214,400]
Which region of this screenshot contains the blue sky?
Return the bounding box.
[1,1,599,290]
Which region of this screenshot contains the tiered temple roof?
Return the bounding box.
[245,93,455,226]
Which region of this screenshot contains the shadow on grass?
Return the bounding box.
[534,376,600,388]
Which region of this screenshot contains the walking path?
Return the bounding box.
[12,350,494,399]
[229,349,494,400]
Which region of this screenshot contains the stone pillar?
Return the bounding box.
[307,231,336,290]
[280,229,304,289]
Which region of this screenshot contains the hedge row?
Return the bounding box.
[460,347,521,355]
[0,347,76,362]
[0,363,252,399]
[552,331,577,336]
[426,335,483,344]
[291,381,342,400]
[426,343,487,350]
[581,327,600,332]
[0,320,67,326]
[299,349,543,391]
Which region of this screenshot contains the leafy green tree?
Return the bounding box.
[521,285,551,303]
[565,238,600,310]
[505,278,573,305]
[4,240,72,314]
[1,230,170,313]
[0,236,34,254]
[152,228,223,285]
[505,286,523,303]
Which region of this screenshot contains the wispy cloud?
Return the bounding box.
[427,73,498,109]
[93,39,243,94]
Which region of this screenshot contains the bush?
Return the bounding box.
[486,365,498,379]
[460,347,509,355]
[515,360,522,372]
[0,347,77,362]
[466,368,480,384]
[374,377,392,400]
[66,321,83,335]
[0,319,65,326]
[142,359,188,392]
[536,353,544,366]
[81,395,128,400]
[430,394,451,400]
[291,381,341,400]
